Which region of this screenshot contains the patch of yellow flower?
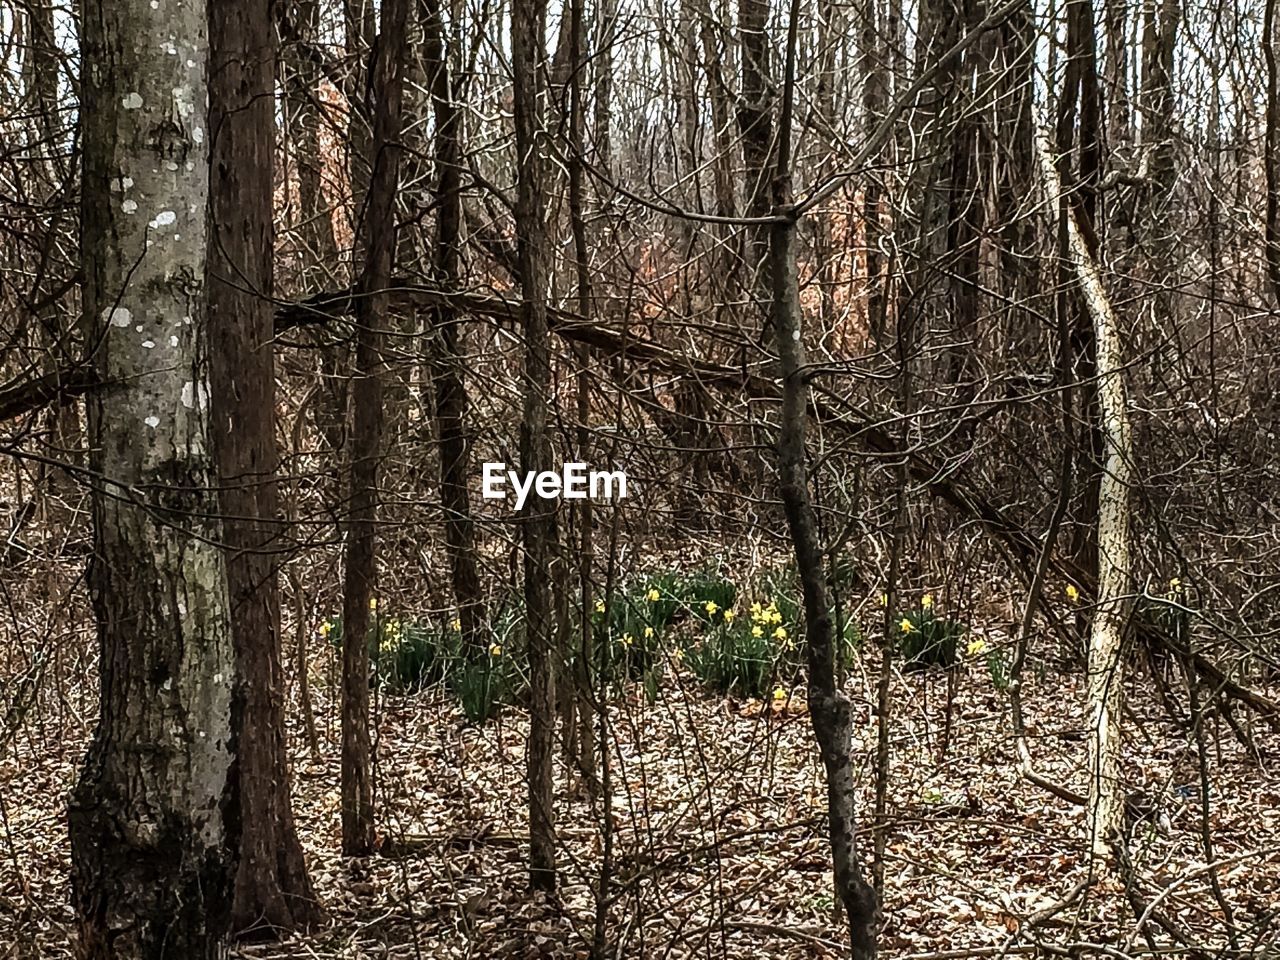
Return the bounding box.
[318,620,333,640]
[966,638,988,656]
[595,599,606,614]
[751,625,763,638]
[1169,577,1182,592]
[1065,584,1079,602]
[369,597,378,612]
[750,601,783,626]
[773,626,787,641]
[619,633,634,647]
[643,626,654,639]
[489,643,502,657]
[899,617,914,634]
[647,588,661,602]
[723,609,735,623]
[379,618,402,653]
[451,618,462,632]
[772,686,788,702]
[704,600,719,616]
[921,594,934,610]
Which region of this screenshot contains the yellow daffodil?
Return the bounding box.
[647,588,661,602]
[369,597,378,611]
[967,638,988,656]
[751,625,763,638]
[451,618,462,632]
[595,599,606,614]
[922,594,934,610]
[723,609,735,623]
[1065,584,1079,602]
[672,647,684,662]
[489,642,502,657]
[774,626,788,641]
[772,686,787,701]
[620,633,634,647]
[643,626,654,639]
[318,620,332,639]
[1169,577,1182,591]
[899,618,914,634]
[750,601,764,619]
[770,610,783,625]
[704,600,719,615]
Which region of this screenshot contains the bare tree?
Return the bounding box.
[771,0,878,954]
[341,0,411,857]
[512,0,558,893]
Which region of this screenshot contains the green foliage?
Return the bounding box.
[1136,577,1192,645]
[679,566,738,624]
[686,615,777,699]
[985,646,1011,691]
[374,619,449,693]
[894,605,966,670]
[449,648,513,724]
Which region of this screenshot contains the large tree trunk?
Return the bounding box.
[68,0,236,955]
[512,0,558,893]
[340,0,411,858]
[770,3,878,956]
[207,0,321,936]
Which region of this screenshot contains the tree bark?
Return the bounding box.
[1264,0,1280,305]
[512,0,558,893]
[424,0,486,651]
[771,1,877,955]
[68,0,236,954]
[207,0,321,935]
[1037,127,1133,868]
[341,0,411,858]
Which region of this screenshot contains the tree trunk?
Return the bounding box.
[512,0,558,893]
[771,2,878,955]
[424,0,486,651]
[68,0,236,954]
[1037,128,1133,869]
[340,0,411,858]
[207,0,321,935]
[1264,0,1280,304]
[738,0,774,340]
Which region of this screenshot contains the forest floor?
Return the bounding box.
[2,632,1278,958]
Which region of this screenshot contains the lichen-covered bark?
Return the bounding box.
[68,1,236,956]
[207,0,321,935]
[1036,128,1132,867]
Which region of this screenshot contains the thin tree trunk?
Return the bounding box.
[207,0,321,934]
[1264,0,1280,304]
[568,0,599,794]
[68,0,236,954]
[1037,127,1133,869]
[738,0,774,340]
[771,1,877,954]
[341,0,411,858]
[425,0,486,650]
[512,0,558,892]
